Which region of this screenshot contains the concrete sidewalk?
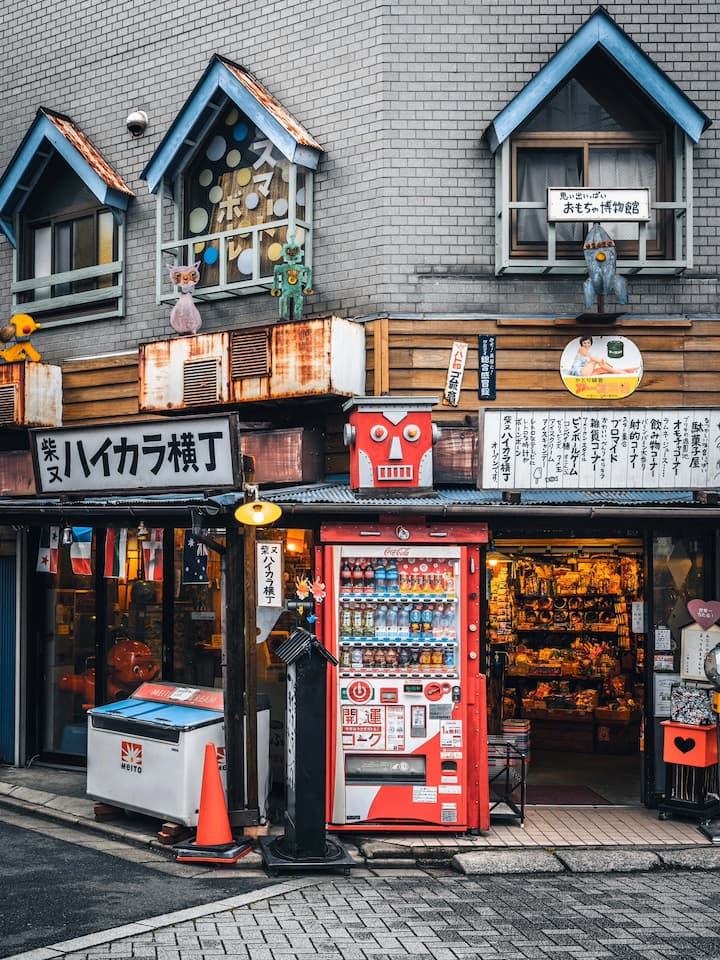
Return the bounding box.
[2,763,720,876]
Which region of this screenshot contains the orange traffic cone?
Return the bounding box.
[174,743,252,864]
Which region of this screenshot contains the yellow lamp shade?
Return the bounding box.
[234,499,282,526]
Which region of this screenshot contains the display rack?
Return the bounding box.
[487,736,526,825]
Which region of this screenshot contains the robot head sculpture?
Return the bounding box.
[343,396,440,492]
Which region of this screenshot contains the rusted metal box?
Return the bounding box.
[138,315,365,413]
[433,425,478,484]
[0,450,36,495]
[242,428,324,484]
[0,362,62,427]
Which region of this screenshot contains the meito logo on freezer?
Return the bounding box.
[216,746,227,771]
[120,741,143,774]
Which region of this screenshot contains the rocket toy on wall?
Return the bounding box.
[582,223,628,314]
[343,396,440,493]
[167,263,202,334]
[0,314,42,363]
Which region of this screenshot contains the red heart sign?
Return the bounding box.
[687,600,720,630]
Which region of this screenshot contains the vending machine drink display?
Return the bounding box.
[320,521,490,832]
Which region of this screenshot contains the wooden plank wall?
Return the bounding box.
[61,351,145,425]
[366,316,716,424]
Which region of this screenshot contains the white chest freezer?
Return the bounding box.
[87,682,269,825]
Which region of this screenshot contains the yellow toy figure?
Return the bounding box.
[270,234,313,321]
[0,314,42,363]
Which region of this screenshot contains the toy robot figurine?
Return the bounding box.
[270,234,313,322]
[582,223,628,313]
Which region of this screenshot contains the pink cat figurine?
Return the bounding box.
[168,262,202,334]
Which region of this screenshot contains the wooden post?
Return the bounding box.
[243,521,259,816]
[223,522,250,824]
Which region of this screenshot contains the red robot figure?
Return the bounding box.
[342,396,440,492]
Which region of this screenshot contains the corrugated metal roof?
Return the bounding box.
[0,108,133,246]
[213,485,699,508]
[218,58,323,152]
[42,109,134,197]
[142,54,323,193]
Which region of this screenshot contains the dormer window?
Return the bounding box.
[0,109,133,326]
[485,10,710,276]
[142,56,322,305]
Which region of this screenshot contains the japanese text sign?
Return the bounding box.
[481,408,720,490]
[443,341,468,407]
[547,187,651,223]
[478,335,496,401]
[31,415,238,494]
[256,540,283,608]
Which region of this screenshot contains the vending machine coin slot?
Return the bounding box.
[411,704,427,738]
[380,688,398,703]
[452,685,461,702]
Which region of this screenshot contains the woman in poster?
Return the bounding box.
[567,336,640,377]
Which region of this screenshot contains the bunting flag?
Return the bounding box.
[142,528,164,581]
[70,527,93,576]
[182,530,209,584]
[36,526,60,574]
[104,528,128,578]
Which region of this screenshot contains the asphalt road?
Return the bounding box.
[0,816,278,958]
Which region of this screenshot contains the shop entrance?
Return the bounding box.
[486,538,645,805]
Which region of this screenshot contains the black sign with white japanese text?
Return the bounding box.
[478,335,496,401]
[31,414,239,495]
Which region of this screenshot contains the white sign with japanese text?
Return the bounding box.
[481,409,720,490]
[256,540,284,608]
[443,341,468,407]
[32,415,238,494]
[547,187,651,222]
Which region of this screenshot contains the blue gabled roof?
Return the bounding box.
[141,55,323,195]
[484,6,711,153]
[0,108,134,247]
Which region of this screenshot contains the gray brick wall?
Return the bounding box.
[0,0,717,363]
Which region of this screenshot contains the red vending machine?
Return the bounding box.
[319,520,490,833]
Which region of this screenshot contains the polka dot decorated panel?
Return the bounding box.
[183,105,293,287]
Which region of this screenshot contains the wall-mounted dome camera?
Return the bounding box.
[126,110,148,137]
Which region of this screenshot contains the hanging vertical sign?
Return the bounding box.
[443,341,468,406]
[256,540,284,607]
[479,336,496,400]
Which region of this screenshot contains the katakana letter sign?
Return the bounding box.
[342,396,439,492]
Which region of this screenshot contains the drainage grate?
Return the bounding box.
[183,358,221,405]
[0,383,17,424]
[230,329,270,380]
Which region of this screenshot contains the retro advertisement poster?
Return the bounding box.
[560,335,643,400]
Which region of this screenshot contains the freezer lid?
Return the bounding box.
[88,698,223,730]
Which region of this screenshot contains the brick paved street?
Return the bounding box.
[15,870,720,960]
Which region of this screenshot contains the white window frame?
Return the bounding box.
[495,126,693,276]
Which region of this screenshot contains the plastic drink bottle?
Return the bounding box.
[398,605,411,639]
[386,605,399,638]
[352,562,364,595]
[374,561,386,593]
[375,604,388,639]
[386,560,399,594]
[341,560,352,593]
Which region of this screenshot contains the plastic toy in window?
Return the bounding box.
[270,234,313,322]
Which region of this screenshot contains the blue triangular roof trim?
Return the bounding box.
[0,110,133,247]
[485,7,711,153]
[141,55,322,195]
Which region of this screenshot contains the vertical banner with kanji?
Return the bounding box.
[256,540,283,608]
[478,335,496,400]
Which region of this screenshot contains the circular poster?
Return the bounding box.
[560,335,643,400]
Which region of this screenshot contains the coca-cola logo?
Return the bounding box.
[383,547,411,557]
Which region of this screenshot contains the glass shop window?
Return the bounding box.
[172,528,225,688]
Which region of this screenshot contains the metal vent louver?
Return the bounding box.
[230,330,270,380]
[183,358,221,405]
[0,384,17,424]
